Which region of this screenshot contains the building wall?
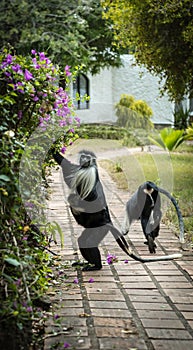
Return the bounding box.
[75,54,174,126]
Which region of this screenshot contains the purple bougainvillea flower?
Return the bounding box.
[106,253,118,265]
[65,65,71,76]
[45,58,51,65]
[18,110,23,119]
[124,259,129,264]
[39,52,46,61]
[25,201,34,208]
[88,278,94,283]
[6,54,13,65]
[73,277,79,284]
[54,314,60,319]
[4,71,11,77]
[26,306,33,312]
[12,64,22,74]
[31,49,37,55]
[59,119,67,127]
[15,278,22,286]
[24,69,33,81]
[75,116,81,125]
[61,146,67,154]
[33,96,39,102]
[64,343,70,348]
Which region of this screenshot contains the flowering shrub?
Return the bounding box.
[0,47,79,347]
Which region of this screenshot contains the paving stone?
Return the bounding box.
[119,275,152,282]
[141,319,185,329]
[98,337,148,350]
[136,310,179,319]
[89,300,128,309]
[181,311,193,320]
[176,303,193,311]
[93,317,134,328]
[159,281,193,289]
[124,288,162,296]
[122,281,156,289]
[132,302,172,310]
[129,295,166,303]
[91,308,132,318]
[87,292,125,301]
[44,335,91,349]
[169,296,193,304]
[151,340,193,350]
[146,328,192,339]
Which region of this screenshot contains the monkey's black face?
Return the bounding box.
[79,154,92,168]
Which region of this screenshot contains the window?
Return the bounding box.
[73,74,89,110]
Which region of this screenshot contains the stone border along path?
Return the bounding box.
[44,162,193,350]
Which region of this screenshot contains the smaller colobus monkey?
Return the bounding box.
[122,181,185,255]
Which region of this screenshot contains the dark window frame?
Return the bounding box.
[73,74,89,110]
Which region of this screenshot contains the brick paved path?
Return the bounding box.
[44,164,193,350]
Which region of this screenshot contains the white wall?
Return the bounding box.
[75,54,174,125]
[75,67,115,123]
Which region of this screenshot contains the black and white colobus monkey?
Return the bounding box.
[52,148,131,271]
[52,148,182,267]
[122,181,184,255]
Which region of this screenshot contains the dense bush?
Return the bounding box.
[77,123,130,139]
[77,123,152,147]
[115,94,154,130]
[0,47,79,348]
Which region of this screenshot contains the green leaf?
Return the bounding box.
[149,128,185,151]
[2,273,14,282]
[5,258,21,267]
[0,175,11,182]
[148,135,166,150]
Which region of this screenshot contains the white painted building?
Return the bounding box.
[73,54,175,126]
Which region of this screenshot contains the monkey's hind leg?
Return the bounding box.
[80,247,102,271]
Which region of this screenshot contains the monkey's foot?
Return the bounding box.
[82,265,102,271]
[72,261,88,267]
[147,235,156,254]
[144,240,157,248]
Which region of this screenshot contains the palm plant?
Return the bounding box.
[149,128,185,151]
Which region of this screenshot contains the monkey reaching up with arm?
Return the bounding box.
[51,148,125,271]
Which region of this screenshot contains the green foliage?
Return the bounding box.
[77,123,132,140]
[114,162,123,173]
[184,125,193,141]
[174,107,190,129]
[77,123,152,148]
[102,0,193,101]
[0,0,122,74]
[115,94,153,130]
[0,47,79,346]
[149,128,185,151]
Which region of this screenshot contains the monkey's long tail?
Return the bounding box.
[116,235,182,263]
[147,181,185,244]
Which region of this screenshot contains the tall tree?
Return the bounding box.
[102,0,193,102]
[0,0,122,73]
